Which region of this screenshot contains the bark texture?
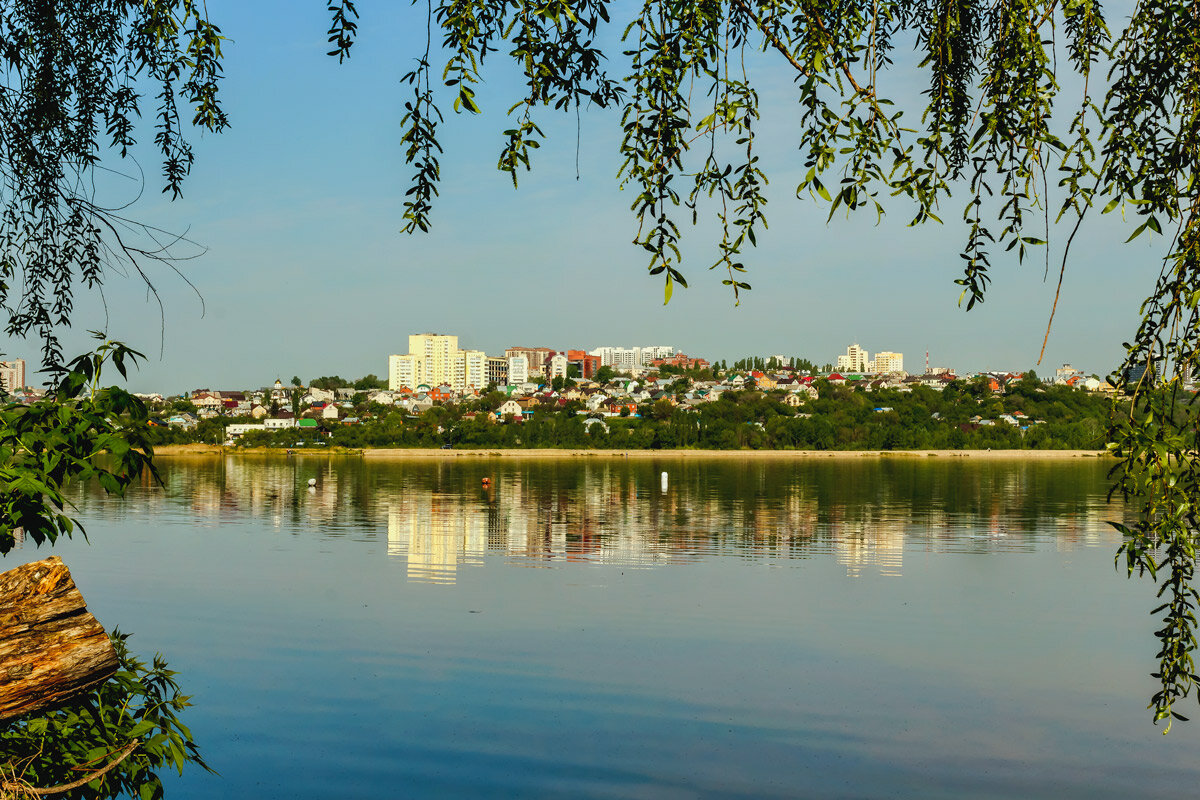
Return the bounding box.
[0,557,117,722]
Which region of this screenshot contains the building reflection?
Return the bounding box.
[64,456,1132,584]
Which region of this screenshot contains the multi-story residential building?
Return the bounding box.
[590,346,674,371]
[454,349,486,393]
[389,333,456,390]
[548,353,569,379]
[873,351,904,373]
[591,346,631,370]
[505,346,555,377]
[389,334,487,393]
[641,345,674,363]
[507,355,529,384]
[836,344,870,373]
[0,359,25,393]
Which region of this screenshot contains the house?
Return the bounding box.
[322,404,340,420]
[226,422,266,441]
[368,391,396,405]
[405,399,435,415]
[304,387,335,404]
[167,412,198,430]
[498,399,523,418]
[190,392,224,412]
[583,418,609,434]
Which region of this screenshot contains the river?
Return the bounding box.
[10,455,1198,798]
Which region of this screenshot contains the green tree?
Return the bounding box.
[0,338,209,793]
[354,374,387,390]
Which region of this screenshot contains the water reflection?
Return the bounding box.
[66,455,1129,583]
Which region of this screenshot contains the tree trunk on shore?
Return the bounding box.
[0,557,117,722]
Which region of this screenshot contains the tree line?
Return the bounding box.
[152,377,1113,452]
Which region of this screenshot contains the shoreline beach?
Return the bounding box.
[151,443,1110,460]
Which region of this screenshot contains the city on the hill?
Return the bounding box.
[0,336,1120,450]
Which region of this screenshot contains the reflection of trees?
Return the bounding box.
[64,457,1131,583]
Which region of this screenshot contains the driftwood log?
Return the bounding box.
[0,557,118,722]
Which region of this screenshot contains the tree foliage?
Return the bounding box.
[0,337,156,555]
[0,338,207,795]
[0,0,226,371]
[1,632,208,800]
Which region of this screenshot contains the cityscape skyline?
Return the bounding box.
[1,333,1100,395]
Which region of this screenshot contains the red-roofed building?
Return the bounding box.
[651,353,710,370]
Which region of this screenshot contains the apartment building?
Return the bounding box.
[507,355,529,384]
[836,344,870,373]
[873,351,904,373]
[505,346,555,377]
[389,334,486,393]
[0,359,25,393]
[590,346,674,371]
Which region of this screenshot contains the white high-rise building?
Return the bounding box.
[836,343,870,373]
[639,345,674,364]
[507,355,529,384]
[590,346,674,371]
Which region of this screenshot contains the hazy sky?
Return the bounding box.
[3,2,1155,392]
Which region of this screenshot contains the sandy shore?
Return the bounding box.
[150,443,1110,459]
[153,443,226,455]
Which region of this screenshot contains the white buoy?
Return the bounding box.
[661,471,668,493]
[307,478,317,488]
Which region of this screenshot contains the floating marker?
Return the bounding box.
[307,478,317,488]
[661,471,668,493]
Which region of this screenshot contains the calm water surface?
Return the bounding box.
[11,456,1199,798]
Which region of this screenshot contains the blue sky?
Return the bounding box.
[4,2,1154,392]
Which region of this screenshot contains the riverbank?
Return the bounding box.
[150,443,1111,459]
